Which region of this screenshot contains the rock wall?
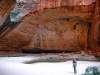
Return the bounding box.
[0,0,15,26]
[89,0,100,56]
[0,0,97,53]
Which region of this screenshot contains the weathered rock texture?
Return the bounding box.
[0,0,15,25]
[89,0,100,56]
[0,0,100,55]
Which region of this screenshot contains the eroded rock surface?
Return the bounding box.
[0,0,99,53]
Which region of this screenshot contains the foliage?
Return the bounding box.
[82,66,100,75]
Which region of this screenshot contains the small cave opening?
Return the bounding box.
[73,23,79,29]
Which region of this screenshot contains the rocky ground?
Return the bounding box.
[0,51,99,61]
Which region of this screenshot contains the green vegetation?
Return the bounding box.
[24,59,67,64]
[82,66,100,75]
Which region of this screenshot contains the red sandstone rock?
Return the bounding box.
[88,50,92,55]
[81,51,85,56]
[0,0,100,56]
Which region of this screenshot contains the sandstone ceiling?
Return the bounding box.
[10,0,96,22]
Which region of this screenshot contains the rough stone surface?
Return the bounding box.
[0,6,93,51]
[0,0,99,54]
[81,51,85,56]
[0,0,14,25]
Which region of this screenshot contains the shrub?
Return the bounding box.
[82,66,100,75]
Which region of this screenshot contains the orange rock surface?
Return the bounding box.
[0,0,100,56]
